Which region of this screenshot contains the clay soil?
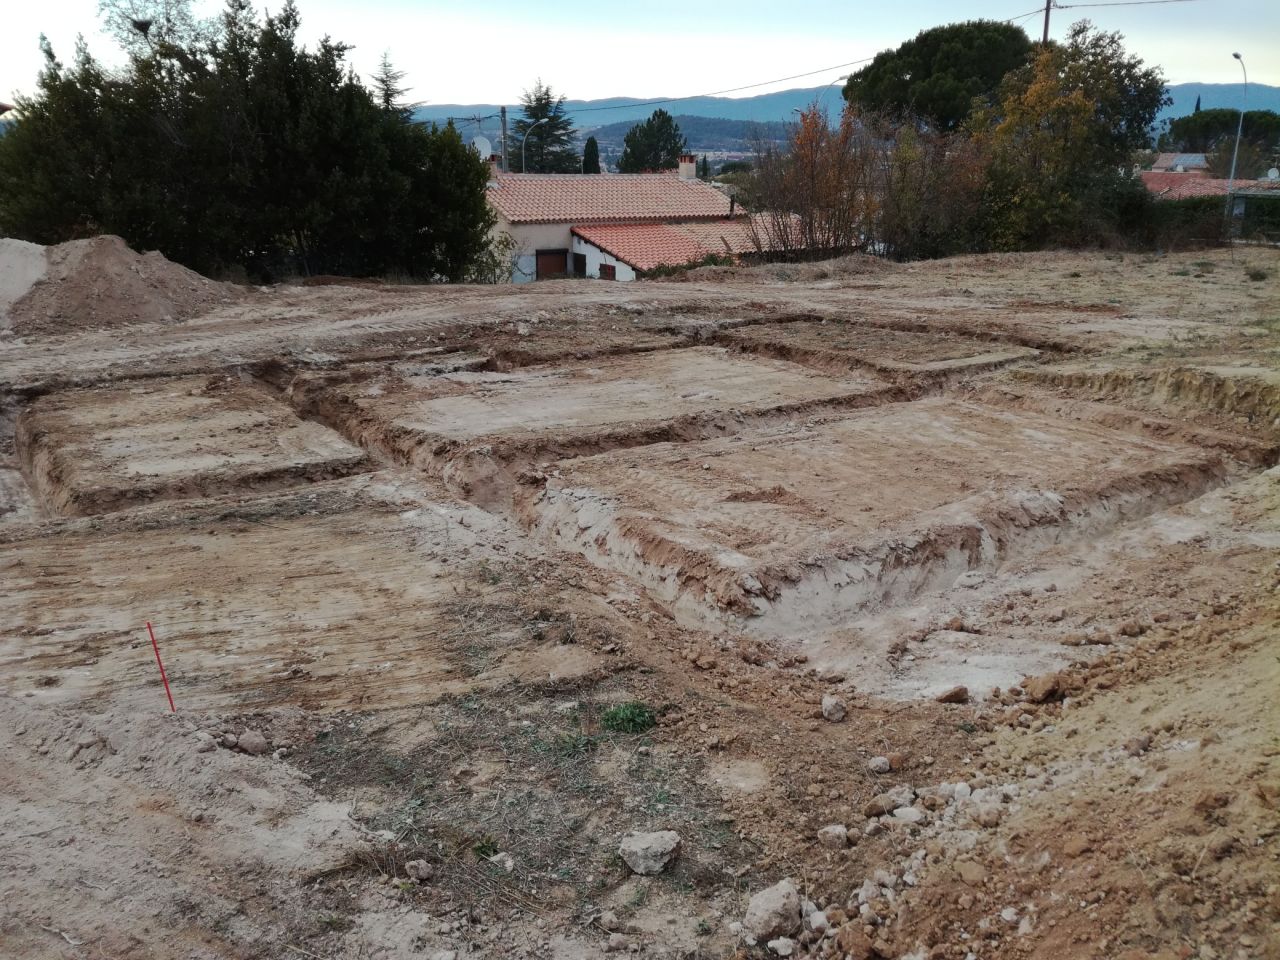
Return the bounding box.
[1,244,1278,960]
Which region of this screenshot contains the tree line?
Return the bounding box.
[3,6,1265,279]
[512,81,691,174]
[0,0,494,282]
[747,19,1229,258]
[1158,107,1280,179]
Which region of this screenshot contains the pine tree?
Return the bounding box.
[1193,95,1201,114]
[617,109,686,173]
[513,80,578,173]
[582,136,601,174]
[697,154,710,179]
[371,51,410,115]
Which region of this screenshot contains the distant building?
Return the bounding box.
[1140,171,1280,200]
[1149,152,1210,178]
[486,154,752,282]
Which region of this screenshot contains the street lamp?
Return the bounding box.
[1224,52,1248,223]
[817,74,850,116]
[521,117,549,173]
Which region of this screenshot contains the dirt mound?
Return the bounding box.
[675,253,896,284]
[9,235,239,336]
[0,238,48,332]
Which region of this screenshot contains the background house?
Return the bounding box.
[570,218,764,280]
[1140,170,1280,200]
[1149,152,1211,178]
[486,155,742,282]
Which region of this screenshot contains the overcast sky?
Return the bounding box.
[3,0,1277,110]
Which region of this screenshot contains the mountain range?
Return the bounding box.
[413,82,1280,151]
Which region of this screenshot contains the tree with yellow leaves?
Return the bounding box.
[975,21,1168,248]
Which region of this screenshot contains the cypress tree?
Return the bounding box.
[582,136,601,174]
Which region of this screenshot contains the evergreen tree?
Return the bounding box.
[97,0,210,56]
[513,80,578,173]
[582,135,601,174]
[617,109,686,173]
[843,20,1033,131]
[371,51,410,115]
[1159,108,1280,153]
[0,0,495,281]
[697,154,710,179]
[1194,95,1201,114]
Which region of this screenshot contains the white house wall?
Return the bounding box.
[492,217,574,284]
[570,235,637,282]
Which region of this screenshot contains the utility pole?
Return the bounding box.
[1042,0,1052,44]
[500,106,509,173]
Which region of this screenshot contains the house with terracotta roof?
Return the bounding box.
[486,155,755,282]
[1149,152,1211,178]
[1140,171,1280,201]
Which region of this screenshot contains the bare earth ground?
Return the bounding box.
[1,245,1278,960]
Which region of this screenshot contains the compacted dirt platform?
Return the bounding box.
[2,242,1278,960]
[291,345,895,500]
[16,375,369,515]
[0,476,620,712]
[719,321,1040,379]
[523,397,1229,632]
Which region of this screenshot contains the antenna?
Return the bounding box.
[1268,168,1279,182]
[471,135,492,158]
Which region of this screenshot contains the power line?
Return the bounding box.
[1054,0,1204,7]
[431,1,1084,127]
[1004,6,1046,23]
[1037,0,1204,45]
[515,1,1058,117]
[567,57,881,116]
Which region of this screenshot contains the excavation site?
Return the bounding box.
[1,239,1278,960]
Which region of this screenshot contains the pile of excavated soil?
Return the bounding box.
[675,253,897,284]
[0,238,48,332]
[9,235,240,336]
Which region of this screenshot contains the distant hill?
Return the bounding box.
[413,81,1280,147]
[411,86,838,145]
[587,115,791,151]
[1158,83,1280,125]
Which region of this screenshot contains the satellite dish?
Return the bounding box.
[1268,168,1279,181]
[471,135,492,158]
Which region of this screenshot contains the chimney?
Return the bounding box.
[488,154,502,180]
[678,154,697,180]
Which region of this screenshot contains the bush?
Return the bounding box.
[642,253,734,279]
[1241,196,1280,243]
[1137,197,1224,250]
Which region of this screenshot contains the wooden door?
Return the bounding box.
[535,249,568,280]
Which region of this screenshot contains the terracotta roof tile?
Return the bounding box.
[571,223,712,271]
[1140,171,1280,200]
[571,217,773,272]
[674,219,763,256]
[488,173,733,224]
